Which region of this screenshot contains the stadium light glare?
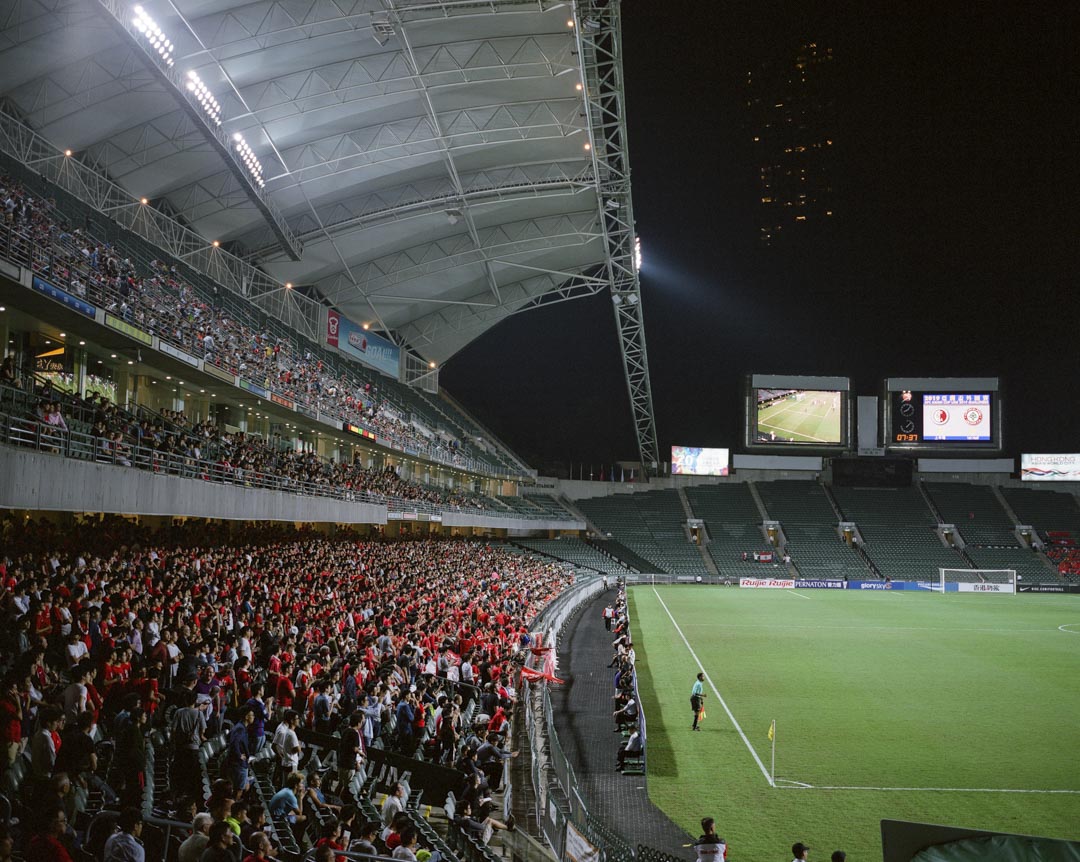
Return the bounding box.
[575,82,583,91]
[132,6,174,66]
[583,142,591,151]
[567,19,575,27]
[140,197,148,205]
[64,149,72,157]
[212,240,220,247]
[634,235,642,271]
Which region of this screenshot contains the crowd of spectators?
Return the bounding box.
[1043,533,1080,578]
[4,370,492,510]
[1,173,505,474]
[0,514,572,860]
[602,582,643,774]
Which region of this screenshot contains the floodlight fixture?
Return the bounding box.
[132,5,174,66]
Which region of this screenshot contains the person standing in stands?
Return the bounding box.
[691,672,706,731]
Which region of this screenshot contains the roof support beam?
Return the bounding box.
[574,0,660,475]
[385,1,508,304]
[91,0,303,260]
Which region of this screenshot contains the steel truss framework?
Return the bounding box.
[0,107,320,340]
[575,0,659,473]
[0,0,659,474]
[92,0,302,260]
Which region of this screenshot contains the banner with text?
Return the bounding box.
[740,578,795,589]
[1021,453,1080,482]
[849,580,940,591]
[31,276,96,318]
[326,309,401,378]
[952,582,1015,594]
[796,579,847,589]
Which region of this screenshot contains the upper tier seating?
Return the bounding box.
[922,482,1016,545]
[683,484,774,577]
[755,480,870,580]
[577,490,704,575]
[0,160,521,476]
[830,486,968,581]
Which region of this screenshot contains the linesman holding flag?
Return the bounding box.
[691,672,706,731]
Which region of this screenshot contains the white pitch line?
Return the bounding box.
[788,590,812,600]
[779,784,1080,795]
[1058,623,1080,634]
[652,588,775,787]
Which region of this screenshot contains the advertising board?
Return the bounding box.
[740,578,795,589]
[1021,454,1080,482]
[327,309,401,378]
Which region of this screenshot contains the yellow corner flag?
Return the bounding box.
[768,720,775,741]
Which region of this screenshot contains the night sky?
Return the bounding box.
[442,3,1080,473]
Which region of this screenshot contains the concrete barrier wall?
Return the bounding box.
[0,446,388,524]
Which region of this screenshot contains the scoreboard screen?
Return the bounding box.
[885,378,1001,451]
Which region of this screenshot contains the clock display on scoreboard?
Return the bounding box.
[888,390,997,448]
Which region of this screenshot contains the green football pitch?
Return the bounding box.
[756,391,841,443]
[628,586,1080,861]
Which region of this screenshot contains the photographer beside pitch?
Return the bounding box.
[691,672,706,731]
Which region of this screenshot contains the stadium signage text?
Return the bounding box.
[239,379,268,398]
[31,275,96,318]
[740,578,795,589]
[797,579,846,589]
[270,392,294,410]
[159,341,199,367]
[1019,584,1080,593]
[104,313,153,345]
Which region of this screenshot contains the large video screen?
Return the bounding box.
[1021,454,1080,482]
[921,393,992,441]
[885,378,1001,451]
[752,389,844,445]
[672,446,730,476]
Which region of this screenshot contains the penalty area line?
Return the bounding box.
[652,588,775,787]
[777,784,1080,795]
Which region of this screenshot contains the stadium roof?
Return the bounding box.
[0,0,660,469]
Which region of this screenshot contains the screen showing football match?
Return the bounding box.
[752,389,844,445]
[921,393,991,441]
[671,446,730,476]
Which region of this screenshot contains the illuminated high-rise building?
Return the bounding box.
[747,41,836,246]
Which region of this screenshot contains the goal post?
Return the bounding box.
[938,568,1017,594]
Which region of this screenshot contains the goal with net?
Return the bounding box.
[938,568,1017,594]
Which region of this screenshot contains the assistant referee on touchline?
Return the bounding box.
[691,672,706,731]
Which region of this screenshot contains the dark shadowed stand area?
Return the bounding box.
[549,591,693,855]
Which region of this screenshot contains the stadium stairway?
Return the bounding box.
[755,480,872,581]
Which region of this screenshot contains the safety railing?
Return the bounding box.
[519,579,639,862]
[0,407,580,523]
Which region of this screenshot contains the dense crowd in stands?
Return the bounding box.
[1,173,501,472]
[1044,533,1080,576]
[4,365,491,510]
[0,516,572,860]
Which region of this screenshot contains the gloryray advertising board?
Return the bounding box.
[326,309,401,379]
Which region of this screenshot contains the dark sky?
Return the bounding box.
[442,2,1080,473]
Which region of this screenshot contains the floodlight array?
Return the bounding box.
[634,235,642,271]
[132,5,174,67]
[232,133,265,188]
[185,71,222,126]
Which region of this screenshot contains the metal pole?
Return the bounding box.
[771,720,776,786]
